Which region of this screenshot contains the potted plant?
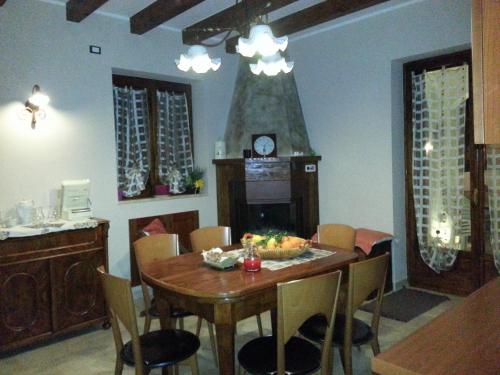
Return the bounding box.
[185,167,204,194]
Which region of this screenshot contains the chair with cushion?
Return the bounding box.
[134,234,218,366]
[238,270,342,375]
[299,253,389,375]
[97,266,200,375]
[190,226,264,337]
[317,223,356,251]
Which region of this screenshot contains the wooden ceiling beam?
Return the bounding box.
[66,0,108,22]
[182,0,300,45]
[131,0,205,35]
[225,0,389,53]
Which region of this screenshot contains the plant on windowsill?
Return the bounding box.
[185,167,204,194]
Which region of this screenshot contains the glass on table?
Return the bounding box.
[243,243,261,272]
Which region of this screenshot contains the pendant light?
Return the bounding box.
[249,52,294,76]
[175,45,221,74]
[236,24,288,58]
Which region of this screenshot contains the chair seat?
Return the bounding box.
[121,329,200,369]
[238,335,321,375]
[299,314,374,346]
[149,304,193,319]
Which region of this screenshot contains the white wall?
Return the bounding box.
[0,0,238,278]
[0,0,471,285]
[290,0,471,284]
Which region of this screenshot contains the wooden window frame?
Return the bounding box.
[112,74,193,200]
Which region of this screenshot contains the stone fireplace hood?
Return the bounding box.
[224,56,312,158]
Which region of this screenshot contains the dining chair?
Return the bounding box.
[317,223,356,251]
[133,234,218,366]
[96,266,200,375]
[299,253,390,375]
[237,270,342,375]
[190,226,264,337]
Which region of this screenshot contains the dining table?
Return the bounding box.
[140,243,358,375]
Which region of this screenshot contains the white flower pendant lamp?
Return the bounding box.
[176,45,221,74]
[237,24,288,57]
[249,52,294,76]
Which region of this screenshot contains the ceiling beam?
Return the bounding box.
[66,0,108,22]
[225,0,389,53]
[182,0,300,45]
[131,0,205,35]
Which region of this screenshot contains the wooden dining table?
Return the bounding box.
[141,243,358,375]
[371,277,500,375]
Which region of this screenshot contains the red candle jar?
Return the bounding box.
[244,256,261,272]
[243,244,261,272]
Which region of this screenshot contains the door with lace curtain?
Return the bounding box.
[404,51,483,295]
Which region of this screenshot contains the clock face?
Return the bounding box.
[253,135,276,157]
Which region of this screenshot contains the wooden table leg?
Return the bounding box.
[214,304,236,375]
[270,308,278,336]
[154,289,173,329]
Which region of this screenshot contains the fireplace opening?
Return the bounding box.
[233,199,303,239]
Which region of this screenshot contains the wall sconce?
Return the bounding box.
[24,85,49,129]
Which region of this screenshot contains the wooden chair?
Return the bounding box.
[133,234,218,366]
[190,226,264,337]
[134,234,191,334]
[189,226,232,253]
[299,253,390,375]
[317,223,356,251]
[96,266,200,375]
[237,270,343,375]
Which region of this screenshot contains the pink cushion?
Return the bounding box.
[142,218,167,236]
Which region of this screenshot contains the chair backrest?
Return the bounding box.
[317,224,356,251]
[345,253,389,340]
[97,266,145,374]
[277,270,342,375]
[190,226,231,252]
[133,234,179,311]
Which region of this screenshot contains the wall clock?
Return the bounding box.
[252,133,277,158]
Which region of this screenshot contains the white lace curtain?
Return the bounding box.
[411,65,469,273]
[486,146,500,273]
[113,86,150,197]
[156,90,194,186]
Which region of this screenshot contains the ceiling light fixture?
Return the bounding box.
[236,24,288,58]
[23,85,50,129]
[249,52,294,76]
[175,45,221,74]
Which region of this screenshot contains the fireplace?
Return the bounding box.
[213,156,320,241]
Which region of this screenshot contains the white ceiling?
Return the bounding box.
[58,0,326,31]
[42,0,407,39]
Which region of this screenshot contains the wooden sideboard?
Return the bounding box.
[0,219,109,354]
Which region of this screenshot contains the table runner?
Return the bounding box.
[227,248,335,271]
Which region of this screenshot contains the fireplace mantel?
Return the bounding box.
[213,156,321,241]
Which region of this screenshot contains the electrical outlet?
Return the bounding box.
[305,164,316,172]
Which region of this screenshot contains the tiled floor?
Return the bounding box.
[0,288,461,374]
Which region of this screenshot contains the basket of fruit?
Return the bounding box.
[241,232,311,260]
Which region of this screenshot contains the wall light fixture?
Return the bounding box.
[24,84,50,129]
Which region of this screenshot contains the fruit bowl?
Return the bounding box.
[241,232,311,260]
[256,245,310,260]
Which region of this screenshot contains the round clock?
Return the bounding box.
[252,134,277,158]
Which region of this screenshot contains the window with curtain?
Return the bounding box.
[112,75,193,200]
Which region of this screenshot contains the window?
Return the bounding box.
[112,75,193,200]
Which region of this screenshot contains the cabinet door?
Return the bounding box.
[0,260,52,346]
[51,250,106,331]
